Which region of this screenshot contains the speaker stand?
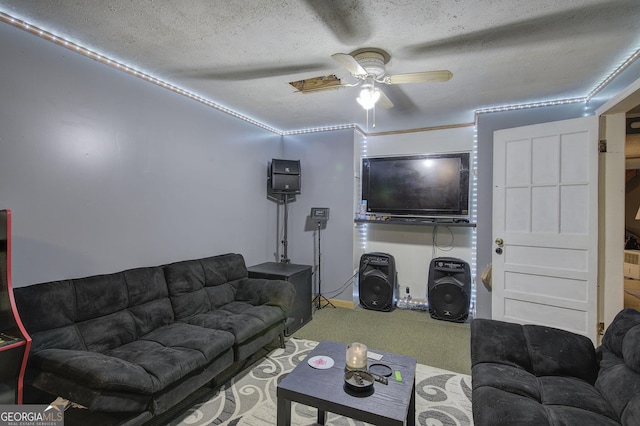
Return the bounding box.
[312,221,335,310]
[280,194,291,264]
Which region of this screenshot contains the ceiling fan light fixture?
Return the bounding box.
[357,86,380,110]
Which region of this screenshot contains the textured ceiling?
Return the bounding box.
[1,0,640,133]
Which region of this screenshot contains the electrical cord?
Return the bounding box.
[315,270,358,299]
[313,258,368,300]
[432,225,455,258]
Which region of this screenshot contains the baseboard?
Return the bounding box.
[309,297,354,309]
[328,299,354,309]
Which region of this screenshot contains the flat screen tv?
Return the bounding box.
[361,152,470,218]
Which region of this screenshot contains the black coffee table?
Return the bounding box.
[276,340,416,426]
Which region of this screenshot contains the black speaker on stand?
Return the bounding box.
[267,159,301,264]
[359,253,398,312]
[427,257,471,322]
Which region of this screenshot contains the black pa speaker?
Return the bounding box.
[269,159,301,194]
[428,257,471,322]
[359,252,397,312]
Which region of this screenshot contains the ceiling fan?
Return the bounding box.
[289,47,452,111]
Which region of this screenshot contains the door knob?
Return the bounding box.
[495,238,504,247]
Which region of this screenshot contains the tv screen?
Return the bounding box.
[361,152,470,217]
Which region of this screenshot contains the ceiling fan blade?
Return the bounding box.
[379,85,417,114]
[303,0,370,44]
[402,2,638,57]
[331,53,366,76]
[386,70,452,85]
[377,88,394,109]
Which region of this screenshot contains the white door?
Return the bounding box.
[492,116,598,342]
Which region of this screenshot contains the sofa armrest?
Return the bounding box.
[236,277,296,314]
[31,349,156,394]
[523,322,598,383]
[471,318,533,371]
[471,318,598,383]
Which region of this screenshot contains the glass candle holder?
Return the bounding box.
[345,342,368,371]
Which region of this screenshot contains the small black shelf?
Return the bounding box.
[354,218,476,228]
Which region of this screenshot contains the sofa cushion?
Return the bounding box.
[30,323,234,394]
[124,267,169,306]
[128,298,174,338]
[105,323,234,392]
[594,308,640,425]
[73,273,129,321]
[15,266,176,355]
[32,349,157,394]
[471,363,540,400]
[538,375,618,420]
[200,253,247,285]
[523,323,598,384]
[183,301,284,344]
[472,363,618,425]
[601,308,640,357]
[74,267,177,353]
[164,254,249,321]
[28,326,85,355]
[77,310,137,353]
[597,362,640,421]
[14,280,79,348]
[472,386,550,426]
[125,267,175,336]
[164,258,211,317]
[622,324,640,374]
[544,406,621,426]
[470,318,532,372]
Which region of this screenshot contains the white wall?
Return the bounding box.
[353,126,476,303]
[281,130,356,302]
[0,23,283,286]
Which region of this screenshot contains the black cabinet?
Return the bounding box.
[248,262,312,336]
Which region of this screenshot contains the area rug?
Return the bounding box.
[170,338,472,425]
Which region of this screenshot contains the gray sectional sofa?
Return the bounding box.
[13,253,296,426]
[471,308,640,425]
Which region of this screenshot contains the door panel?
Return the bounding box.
[492,116,598,342]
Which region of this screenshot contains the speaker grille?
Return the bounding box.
[428,283,469,321]
[359,253,397,312]
[428,257,471,322]
[360,271,393,310]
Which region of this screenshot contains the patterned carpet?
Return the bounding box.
[171,338,473,425]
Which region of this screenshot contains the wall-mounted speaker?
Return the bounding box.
[359,252,397,312]
[427,257,471,322]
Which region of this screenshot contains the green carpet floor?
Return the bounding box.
[291,305,471,374]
